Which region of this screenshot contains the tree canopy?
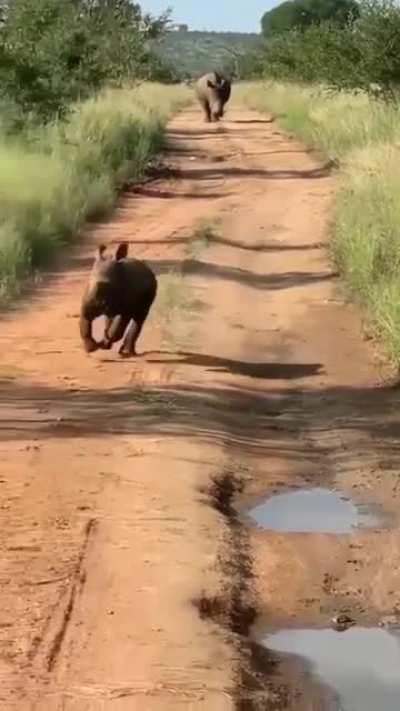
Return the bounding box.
[257,0,400,100]
[0,0,171,120]
[261,0,359,36]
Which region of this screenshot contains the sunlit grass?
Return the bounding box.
[236,82,399,158]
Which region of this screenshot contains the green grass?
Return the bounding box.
[237,81,400,363]
[0,82,190,301]
[236,82,400,159]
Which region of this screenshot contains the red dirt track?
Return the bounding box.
[0,104,399,710]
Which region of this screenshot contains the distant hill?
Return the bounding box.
[155,30,263,79]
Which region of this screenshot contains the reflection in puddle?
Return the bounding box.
[247,488,380,533]
[264,627,400,711]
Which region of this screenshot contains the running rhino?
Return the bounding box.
[195,71,232,123]
[80,242,157,357]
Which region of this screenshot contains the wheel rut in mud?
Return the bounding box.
[46,518,96,673]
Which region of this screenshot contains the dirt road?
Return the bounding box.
[1,103,400,710]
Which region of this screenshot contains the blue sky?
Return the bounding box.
[140,1,276,33]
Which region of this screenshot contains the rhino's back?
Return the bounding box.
[121,258,157,305]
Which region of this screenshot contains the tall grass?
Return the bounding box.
[0,83,190,300]
[237,81,400,363]
[236,82,400,158]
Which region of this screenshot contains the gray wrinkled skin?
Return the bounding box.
[195,71,232,123]
[80,243,157,357]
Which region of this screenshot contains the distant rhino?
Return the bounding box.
[195,71,232,123]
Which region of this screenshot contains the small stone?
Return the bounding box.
[331,614,356,632]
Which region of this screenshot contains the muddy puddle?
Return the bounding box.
[246,488,381,534]
[263,626,400,710]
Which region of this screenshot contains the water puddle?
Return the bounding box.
[247,487,380,533]
[264,627,400,710]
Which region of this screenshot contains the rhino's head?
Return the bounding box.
[86,242,128,316]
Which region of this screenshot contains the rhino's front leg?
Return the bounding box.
[99,316,114,350]
[100,315,129,350]
[80,314,98,353]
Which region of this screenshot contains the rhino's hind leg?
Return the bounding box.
[119,303,152,357]
[119,319,142,358]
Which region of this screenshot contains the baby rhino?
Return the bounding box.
[80,242,157,357]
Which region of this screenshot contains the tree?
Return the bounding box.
[262,1,310,35]
[0,0,170,121]
[259,0,400,100]
[261,0,358,36]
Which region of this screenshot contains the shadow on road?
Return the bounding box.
[149,258,338,291]
[0,360,399,472]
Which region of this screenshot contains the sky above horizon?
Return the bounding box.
[140,1,276,33]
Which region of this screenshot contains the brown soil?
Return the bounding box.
[0,103,399,710]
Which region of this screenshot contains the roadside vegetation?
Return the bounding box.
[0,0,190,301]
[238,0,400,362]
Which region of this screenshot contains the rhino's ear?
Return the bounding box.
[115,242,128,261]
[96,244,106,261]
[207,79,216,89]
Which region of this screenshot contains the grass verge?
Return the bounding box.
[237,81,400,364]
[0,82,190,302]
